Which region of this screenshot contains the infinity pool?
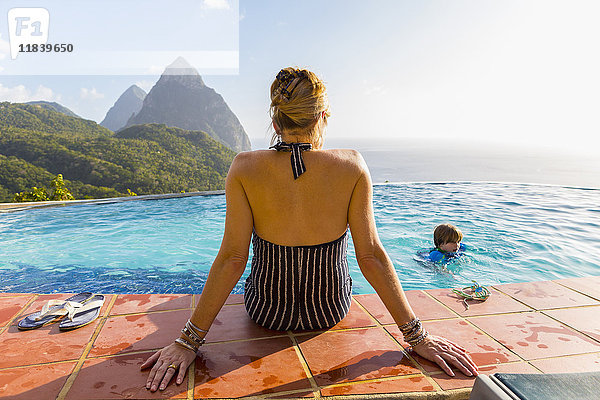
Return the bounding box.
[1,182,599,294]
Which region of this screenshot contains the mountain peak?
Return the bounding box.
[124,85,147,98]
[125,59,251,151]
[163,57,200,76]
[100,85,147,131]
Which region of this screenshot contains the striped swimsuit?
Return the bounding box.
[244,230,353,331]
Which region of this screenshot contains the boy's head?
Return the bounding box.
[434,224,463,251]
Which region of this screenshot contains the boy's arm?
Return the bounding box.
[428,250,444,262]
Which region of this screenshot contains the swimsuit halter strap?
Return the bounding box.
[270,141,312,179]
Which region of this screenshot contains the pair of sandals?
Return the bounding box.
[18,292,105,331]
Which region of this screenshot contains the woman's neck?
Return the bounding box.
[279,132,312,144]
[278,130,324,149]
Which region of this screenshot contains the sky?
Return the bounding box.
[0,0,238,75]
[1,0,599,154]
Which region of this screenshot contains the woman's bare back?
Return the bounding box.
[236,148,364,246]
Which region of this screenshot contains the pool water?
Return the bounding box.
[1,182,599,294]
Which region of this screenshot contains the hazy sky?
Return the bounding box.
[0,0,238,75]
[1,0,599,154]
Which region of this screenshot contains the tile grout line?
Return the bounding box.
[525,360,545,374]
[424,359,544,376]
[465,309,600,369]
[423,284,574,369]
[292,325,377,339]
[351,296,443,393]
[422,287,535,318]
[422,290,476,318]
[8,285,598,398]
[350,297,389,328]
[251,387,319,400]
[104,292,241,318]
[353,296,437,381]
[79,334,295,364]
[187,359,195,400]
[286,331,322,398]
[465,306,600,349]
[452,315,528,365]
[553,280,600,302]
[420,289,466,319]
[351,297,389,330]
[102,294,117,317]
[535,304,600,311]
[188,294,197,399]
[319,371,436,389]
[425,281,600,348]
[322,388,473,400]
[367,291,537,382]
[255,388,316,399]
[0,293,39,336]
[458,314,534,370]
[351,297,388,326]
[381,335,443,392]
[526,350,600,363]
[539,309,600,345]
[105,302,244,318]
[55,294,118,400]
[204,333,291,344]
[0,358,81,372]
[108,306,195,318]
[489,285,549,311]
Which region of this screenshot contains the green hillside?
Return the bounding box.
[25,101,81,118]
[0,102,110,137]
[0,102,236,202]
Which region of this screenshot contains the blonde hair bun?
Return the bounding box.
[270,67,331,148]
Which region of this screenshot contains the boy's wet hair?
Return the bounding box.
[434,224,463,248]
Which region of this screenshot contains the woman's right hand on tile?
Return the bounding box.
[141,342,197,392]
[412,334,479,377]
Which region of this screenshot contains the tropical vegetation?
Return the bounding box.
[0,102,236,202]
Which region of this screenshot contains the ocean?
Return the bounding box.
[250,137,600,189]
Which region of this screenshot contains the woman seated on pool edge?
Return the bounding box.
[141,67,479,392]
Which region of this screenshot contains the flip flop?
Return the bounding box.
[59,295,105,331]
[18,292,94,330]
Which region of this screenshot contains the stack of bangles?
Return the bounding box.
[174,319,207,353]
[398,317,429,347]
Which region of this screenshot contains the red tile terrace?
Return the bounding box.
[1,276,600,399]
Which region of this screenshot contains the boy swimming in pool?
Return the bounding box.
[427,223,466,263]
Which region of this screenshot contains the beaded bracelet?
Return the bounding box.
[398,317,429,347]
[409,330,429,347]
[398,317,420,333]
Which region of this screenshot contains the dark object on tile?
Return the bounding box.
[470,372,600,400]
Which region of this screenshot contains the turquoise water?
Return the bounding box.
[1,182,599,294]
